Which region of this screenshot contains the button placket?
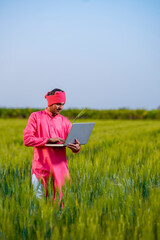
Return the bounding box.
[50,119,55,137]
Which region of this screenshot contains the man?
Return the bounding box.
[23,88,80,200]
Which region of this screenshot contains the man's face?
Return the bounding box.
[48,102,65,115]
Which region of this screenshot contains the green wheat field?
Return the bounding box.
[0,119,160,240]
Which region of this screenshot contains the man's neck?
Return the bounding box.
[47,107,58,117]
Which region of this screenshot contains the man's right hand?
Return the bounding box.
[47,138,65,144]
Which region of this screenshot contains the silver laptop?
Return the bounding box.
[45,122,95,147]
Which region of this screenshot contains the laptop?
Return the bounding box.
[45,122,95,147]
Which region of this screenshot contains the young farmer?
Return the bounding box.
[23,88,80,200]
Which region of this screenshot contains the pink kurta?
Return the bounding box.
[23,109,72,199]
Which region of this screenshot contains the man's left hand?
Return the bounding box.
[67,139,81,153]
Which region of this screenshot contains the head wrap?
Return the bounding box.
[45,91,66,107]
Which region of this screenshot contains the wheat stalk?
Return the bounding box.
[73,108,88,123]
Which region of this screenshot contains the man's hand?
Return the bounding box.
[47,137,65,144]
[67,139,81,153]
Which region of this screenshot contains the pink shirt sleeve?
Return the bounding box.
[23,113,48,147]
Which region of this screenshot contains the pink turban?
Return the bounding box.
[45,91,66,107]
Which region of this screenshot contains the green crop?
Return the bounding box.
[0,119,159,239]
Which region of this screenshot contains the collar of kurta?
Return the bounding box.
[45,108,58,118]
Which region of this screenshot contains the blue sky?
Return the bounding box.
[0,0,160,109]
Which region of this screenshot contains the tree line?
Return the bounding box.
[0,108,160,120]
